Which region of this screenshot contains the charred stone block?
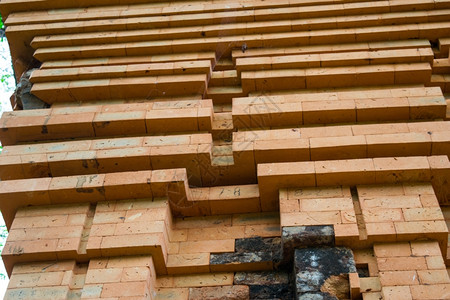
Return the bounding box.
[294,247,356,299]
[210,251,273,266]
[188,285,249,300]
[15,68,49,110]
[297,292,339,300]
[249,284,294,300]
[234,271,290,285]
[235,237,281,254]
[211,237,282,271]
[282,226,334,266]
[234,271,294,300]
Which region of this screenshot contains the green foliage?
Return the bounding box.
[0,12,4,40]
[0,223,6,280]
[0,12,14,99]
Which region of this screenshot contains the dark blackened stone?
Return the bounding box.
[234,271,290,285]
[15,68,49,110]
[234,271,295,299]
[210,251,273,265]
[281,226,334,267]
[249,284,294,300]
[297,292,338,300]
[234,237,282,266]
[235,237,281,253]
[294,247,356,297]
[356,265,370,278]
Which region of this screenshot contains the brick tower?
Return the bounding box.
[0,0,449,299]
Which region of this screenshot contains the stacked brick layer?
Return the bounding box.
[0,0,450,299]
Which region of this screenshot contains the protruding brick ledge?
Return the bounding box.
[258,155,450,211]
[279,183,448,258]
[233,86,446,128]
[0,168,261,229]
[0,99,214,145]
[1,121,449,189]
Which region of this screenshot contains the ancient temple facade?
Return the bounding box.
[0,0,450,299]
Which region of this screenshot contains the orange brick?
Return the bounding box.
[107,256,153,269]
[8,226,83,241]
[300,197,353,212]
[103,170,152,200]
[417,269,450,284]
[302,100,356,124]
[175,215,232,229]
[244,224,281,238]
[360,195,421,209]
[366,132,431,157]
[85,268,123,284]
[156,272,234,288]
[410,240,442,256]
[168,242,180,254]
[379,270,419,286]
[8,271,66,288]
[365,222,396,241]
[402,182,435,195]
[123,207,168,223]
[362,208,404,223]
[101,281,149,298]
[374,242,411,258]
[121,266,151,282]
[377,256,427,271]
[394,220,448,235]
[419,194,440,207]
[66,214,87,226]
[85,236,102,257]
[356,183,405,196]
[210,198,260,215]
[178,239,235,254]
[426,256,446,270]
[12,261,75,274]
[49,174,105,203]
[300,125,353,138]
[3,239,58,258]
[114,221,165,236]
[279,198,299,213]
[351,123,409,136]
[373,156,431,183]
[92,211,126,224]
[355,97,409,122]
[11,215,68,229]
[402,207,444,221]
[334,223,359,240]
[100,233,163,253]
[310,135,367,160]
[281,211,341,227]
[56,237,81,253]
[167,253,210,274]
[349,272,361,300]
[90,224,116,237]
[315,158,376,186]
[382,286,412,300]
[291,187,346,200]
[187,226,245,241]
[359,277,381,293]
[254,138,310,163]
[169,229,188,242]
[154,288,189,299]
[409,284,450,299]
